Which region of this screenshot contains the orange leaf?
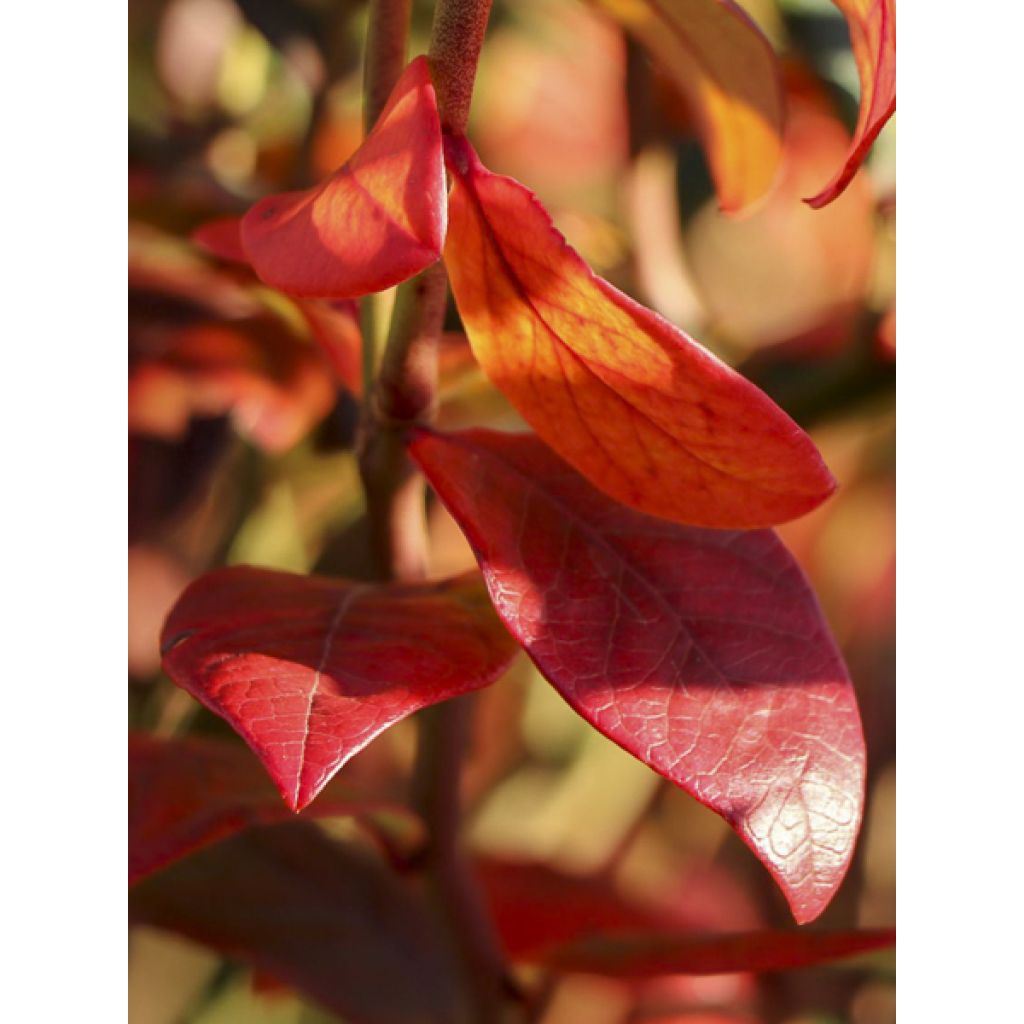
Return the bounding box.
[442,136,835,529]
[592,0,784,213]
[805,0,895,208]
[239,57,446,298]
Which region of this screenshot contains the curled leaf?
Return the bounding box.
[240,56,446,298]
[592,0,784,212]
[442,136,835,529]
[806,0,895,208]
[192,215,247,263]
[411,428,866,924]
[160,567,518,811]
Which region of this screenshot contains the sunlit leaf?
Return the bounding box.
[442,136,835,529]
[592,0,784,212]
[130,822,464,1023]
[128,733,415,885]
[806,0,895,207]
[411,428,865,924]
[160,567,518,810]
[240,56,446,298]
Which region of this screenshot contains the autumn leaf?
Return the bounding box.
[160,567,518,811]
[442,136,835,529]
[191,215,247,263]
[411,428,865,924]
[591,0,784,213]
[128,733,416,885]
[806,0,896,208]
[130,822,464,1023]
[239,56,446,298]
[539,926,895,976]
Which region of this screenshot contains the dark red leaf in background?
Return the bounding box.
[442,136,835,529]
[161,567,518,811]
[539,926,895,976]
[130,822,464,1024]
[806,0,895,207]
[411,428,865,924]
[240,56,446,298]
[128,733,415,885]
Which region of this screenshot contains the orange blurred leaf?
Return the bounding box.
[592,0,784,213]
[240,56,446,298]
[806,0,895,208]
[442,136,835,528]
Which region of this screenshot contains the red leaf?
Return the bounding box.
[296,298,364,396]
[192,216,247,263]
[160,567,518,811]
[130,822,464,1023]
[441,136,835,529]
[539,927,895,977]
[476,859,669,960]
[240,57,446,298]
[128,733,414,885]
[591,0,785,213]
[805,0,895,208]
[411,429,865,924]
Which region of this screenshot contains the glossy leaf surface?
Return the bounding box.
[240,56,446,298]
[442,136,835,529]
[412,428,865,924]
[161,567,518,811]
[540,927,895,976]
[592,0,784,212]
[806,0,895,207]
[130,822,463,1023]
[128,733,413,885]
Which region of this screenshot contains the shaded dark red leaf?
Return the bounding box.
[441,135,835,529]
[539,927,895,977]
[128,733,415,885]
[476,859,669,960]
[806,0,896,208]
[130,822,464,1023]
[240,56,446,298]
[161,567,518,811]
[411,428,865,924]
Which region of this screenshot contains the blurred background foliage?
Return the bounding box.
[129,0,895,1020]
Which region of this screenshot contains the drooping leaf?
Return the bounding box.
[441,136,835,529]
[128,733,415,885]
[539,926,895,976]
[411,428,865,924]
[806,0,895,208]
[130,822,465,1024]
[295,298,363,396]
[592,0,784,213]
[160,567,518,811]
[240,56,446,298]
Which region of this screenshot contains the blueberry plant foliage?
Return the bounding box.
[130,0,895,1019]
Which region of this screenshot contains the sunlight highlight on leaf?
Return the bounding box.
[442,136,835,529]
